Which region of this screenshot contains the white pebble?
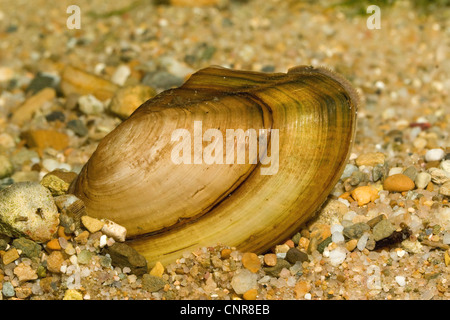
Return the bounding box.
[304,293,312,300]
[388,167,404,176]
[101,219,127,242]
[78,94,104,115]
[123,267,131,274]
[328,247,347,266]
[440,160,450,174]
[357,232,369,251]
[99,234,107,248]
[332,231,345,244]
[395,276,406,287]
[425,148,445,162]
[70,255,78,265]
[111,64,131,86]
[330,224,344,233]
[396,249,406,258]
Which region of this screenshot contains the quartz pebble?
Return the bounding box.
[415,172,432,189]
[231,269,258,295]
[425,149,445,162]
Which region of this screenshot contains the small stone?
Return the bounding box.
[241,252,261,273]
[243,288,258,300]
[274,244,290,254]
[142,274,166,292]
[14,263,38,282]
[263,253,277,267]
[77,249,93,265]
[231,269,258,295]
[351,186,379,206]
[78,94,104,115]
[0,182,60,242]
[401,239,423,254]
[425,148,445,162]
[372,164,387,182]
[26,72,59,95]
[149,261,164,278]
[46,238,61,251]
[2,248,19,265]
[444,251,450,267]
[2,282,15,297]
[15,286,33,299]
[372,219,396,241]
[22,129,69,152]
[413,137,427,150]
[108,85,156,119]
[263,259,291,277]
[111,64,131,86]
[63,289,83,300]
[441,160,450,174]
[285,248,308,264]
[388,167,404,176]
[103,242,148,276]
[66,119,89,137]
[440,181,450,196]
[74,231,90,245]
[61,66,118,101]
[383,174,415,192]
[81,215,105,233]
[101,219,127,242]
[345,239,358,251]
[429,168,450,184]
[317,236,332,254]
[45,110,65,123]
[221,248,232,259]
[366,214,386,229]
[12,237,42,258]
[46,251,65,273]
[11,88,56,126]
[36,265,47,278]
[40,170,77,196]
[395,276,406,287]
[340,164,358,180]
[328,247,347,266]
[415,172,432,189]
[294,280,311,299]
[99,255,112,268]
[343,222,370,239]
[355,152,385,167]
[403,166,418,182]
[0,155,14,179]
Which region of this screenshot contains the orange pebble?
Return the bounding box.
[220,248,232,259]
[58,226,71,240]
[243,288,258,300]
[46,239,61,250]
[285,239,295,248]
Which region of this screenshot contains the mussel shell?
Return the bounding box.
[71,65,357,265]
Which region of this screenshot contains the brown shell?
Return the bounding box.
[70,65,358,266]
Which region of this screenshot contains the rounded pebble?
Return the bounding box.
[425,148,445,162]
[383,174,415,192]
